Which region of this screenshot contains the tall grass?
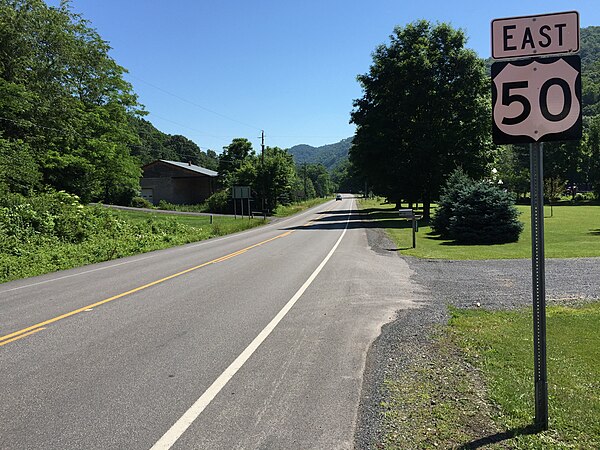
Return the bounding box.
[0,192,263,283]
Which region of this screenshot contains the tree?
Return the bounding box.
[350,20,492,218]
[0,0,142,204]
[330,159,363,194]
[257,147,296,211]
[0,137,40,194]
[492,145,530,200]
[218,138,254,185]
[297,163,333,198]
[583,115,600,198]
[128,117,218,170]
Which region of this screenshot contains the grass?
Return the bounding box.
[443,302,600,448]
[381,302,600,449]
[272,197,332,217]
[358,198,600,259]
[381,328,503,449]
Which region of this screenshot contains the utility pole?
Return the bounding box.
[261,130,265,213]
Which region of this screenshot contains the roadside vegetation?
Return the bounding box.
[0,191,263,284]
[381,302,600,449]
[273,197,331,217]
[0,190,337,284]
[359,198,600,260]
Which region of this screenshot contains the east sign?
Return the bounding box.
[492,11,579,59]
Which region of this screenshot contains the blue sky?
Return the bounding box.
[47,0,599,154]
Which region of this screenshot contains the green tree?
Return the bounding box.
[297,163,333,198]
[492,145,530,199]
[257,147,296,211]
[0,0,142,204]
[350,20,491,218]
[330,159,363,194]
[583,116,600,198]
[218,138,254,185]
[0,137,40,194]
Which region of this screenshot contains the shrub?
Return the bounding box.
[431,169,472,236]
[130,196,154,208]
[156,200,173,210]
[206,190,230,213]
[433,170,523,244]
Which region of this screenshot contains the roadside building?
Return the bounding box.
[140,160,218,205]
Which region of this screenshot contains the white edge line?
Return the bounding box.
[149,207,350,450]
[0,201,334,294]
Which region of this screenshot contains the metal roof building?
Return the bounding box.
[140,160,218,205]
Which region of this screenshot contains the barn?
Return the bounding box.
[140,160,218,205]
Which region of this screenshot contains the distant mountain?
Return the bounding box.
[288,137,353,171]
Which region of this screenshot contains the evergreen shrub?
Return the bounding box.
[433,169,523,244]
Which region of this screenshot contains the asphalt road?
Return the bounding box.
[0,197,419,449]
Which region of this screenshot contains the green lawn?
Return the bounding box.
[447,303,600,448]
[359,198,600,259]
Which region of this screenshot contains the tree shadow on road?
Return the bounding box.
[281,208,417,231]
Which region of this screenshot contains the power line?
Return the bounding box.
[129,74,262,131]
[149,113,243,140]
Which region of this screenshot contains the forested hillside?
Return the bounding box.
[288,137,352,170]
[581,26,600,116]
[129,117,218,170]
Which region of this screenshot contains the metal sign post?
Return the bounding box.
[232,185,252,219]
[530,142,548,430]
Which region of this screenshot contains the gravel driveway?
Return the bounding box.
[355,227,600,449]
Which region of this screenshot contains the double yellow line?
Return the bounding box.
[0,230,294,348]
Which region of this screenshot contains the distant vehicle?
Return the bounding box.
[336,194,342,201]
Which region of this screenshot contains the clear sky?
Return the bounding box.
[46,0,599,154]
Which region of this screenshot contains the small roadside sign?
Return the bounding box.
[492,11,579,59]
[491,55,582,144]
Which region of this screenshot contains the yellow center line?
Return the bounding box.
[0,229,296,347]
[0,327,46,347]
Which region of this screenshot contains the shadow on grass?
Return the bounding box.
[458,424,542,449]
[589,229,600,236]
[282,208,417,231]
[424,231,520,247]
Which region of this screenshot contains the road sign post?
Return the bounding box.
[530,142,549,430]
[232,186,252,219]
[491,10,581,431]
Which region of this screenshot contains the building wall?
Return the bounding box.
[141,162,215,205]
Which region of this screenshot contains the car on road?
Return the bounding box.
[336,194,342,201]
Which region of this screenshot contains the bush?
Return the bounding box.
[130,196,154,209]
[433,170,523,244]
[206,190,230,213]
[431,169,472,236]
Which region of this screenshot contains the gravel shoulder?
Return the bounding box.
[355,227,600,449]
